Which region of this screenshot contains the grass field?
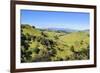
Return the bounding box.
[21,24,90,63]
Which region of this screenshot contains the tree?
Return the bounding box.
[33,48,40,54]
[48,48,57,57]
[41,32,48,37]
[80,40,84,45]
[32,25,35,28]
[70,45,75,52]
[54,35,59,40]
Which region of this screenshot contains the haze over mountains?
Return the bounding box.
[23,24,89,32]
[38,27,89,33]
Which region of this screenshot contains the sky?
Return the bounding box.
[21,10,90,30]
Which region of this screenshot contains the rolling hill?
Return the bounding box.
[21,24,90,63]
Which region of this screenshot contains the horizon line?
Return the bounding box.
[21,24,89,31]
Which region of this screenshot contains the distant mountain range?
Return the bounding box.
[41,28,90,33]
[47,28,76,32]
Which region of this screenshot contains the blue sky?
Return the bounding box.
[21,10,90,30]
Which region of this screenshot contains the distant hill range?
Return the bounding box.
[41,27,90,33]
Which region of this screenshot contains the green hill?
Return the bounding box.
[21,24,90,63]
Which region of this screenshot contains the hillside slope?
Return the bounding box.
[21,24,90,63]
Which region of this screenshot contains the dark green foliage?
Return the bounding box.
[21,30,32,62]
[56,57,63,61]
[54,35,59,40]
[33,48,40,54]
[48,48,57,57]
[21,47,32,62]
[31,49,52,62]
[32,26,35,28]
[70,46,89,60]
[41,32,48,37]
[70,45,74,52]
[80,40,84,45]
